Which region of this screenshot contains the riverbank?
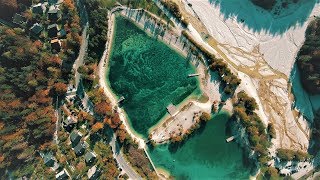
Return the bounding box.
[180,0,320,152]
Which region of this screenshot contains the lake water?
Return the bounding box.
[108,16,200,137]
[108,15,251,179]
[290,64,320,121]
[148,111,251,179]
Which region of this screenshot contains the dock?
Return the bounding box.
[166,104,177,116]
[118,96,125,103]
[188,73,200,77]
[226,136,235,142]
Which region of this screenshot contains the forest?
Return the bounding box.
[0,26,60,177]
[231,91,277,178]
[297,18,320,95]
[0,0,81,177]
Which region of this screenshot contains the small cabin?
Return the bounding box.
[50,38,61,52]
[73,142,85,156]
[48,23,59,38]
[56,169,70,180]
[30,23,44,35]
[32,3,47,15]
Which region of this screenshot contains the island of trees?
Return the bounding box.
[297,18,320,95]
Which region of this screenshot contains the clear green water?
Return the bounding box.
[148,112,251,179]
[108,16,200,137]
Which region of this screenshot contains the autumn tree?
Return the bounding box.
[200,112,211,122]
[116,124,127,143]
[52,82,68,96]
[94,101,112,116]
[0,0,18,20]
[92,122,104,133]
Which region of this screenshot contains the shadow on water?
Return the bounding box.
[207,0,318,35]
[167,121,209,154]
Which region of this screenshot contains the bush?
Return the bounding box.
[200,112,211,122]
[277,148,295,161]
[264,167,279,179]
[267,123,276,139]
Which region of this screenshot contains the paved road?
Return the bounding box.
[74,23,89,88]
[110,134,141,179]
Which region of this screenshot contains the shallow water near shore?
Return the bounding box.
[148,111,251,179]
[290,64,320,121]
[108,16,200,137]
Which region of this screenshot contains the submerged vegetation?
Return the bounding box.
[251,0,276,10]
[297,18,320,95]
[108,16,199,136]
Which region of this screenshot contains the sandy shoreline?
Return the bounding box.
[98,12,146,148]
[98,7,232,147]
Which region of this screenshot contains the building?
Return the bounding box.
[87,166,100,180]
[43,153,55,167]
[58,29,67,38]
[48,6,61,21]
[73,142,85,156]
[85,151,97,164]
[56,169,70,180]
[63,116,76,131]
[32,3,47,14]
[50,38,61,52]
[12,13,26,27]
[48,0,58,5]
[30,23,44,35]
[70,130,82,146]
[48,23,59,38]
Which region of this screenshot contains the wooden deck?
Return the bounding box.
[166,104,177,116]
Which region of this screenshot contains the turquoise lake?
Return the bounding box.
[108,15,251,179]
[148,112,251,179]
[108,16,200,137]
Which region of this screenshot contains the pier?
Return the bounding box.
[188,73,200,77]
[226,136,235,142]
[166,104,177,116]
[118,96,125,103]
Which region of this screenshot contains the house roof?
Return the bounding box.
[48,23,58,30]
[48,0,58,5]
[50,38,60,44]
[85,151,96,163]
[43,153,54,166]
[48,8,59,14]
[74,142,85,156]
[70,130,82,144]
[63,116,76,126]
[12,13,26,26]
[56,169,69,180]
[87,165,100,180]
[32,3,47,14]
[59,29,67,37]
[30,23,43,35]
